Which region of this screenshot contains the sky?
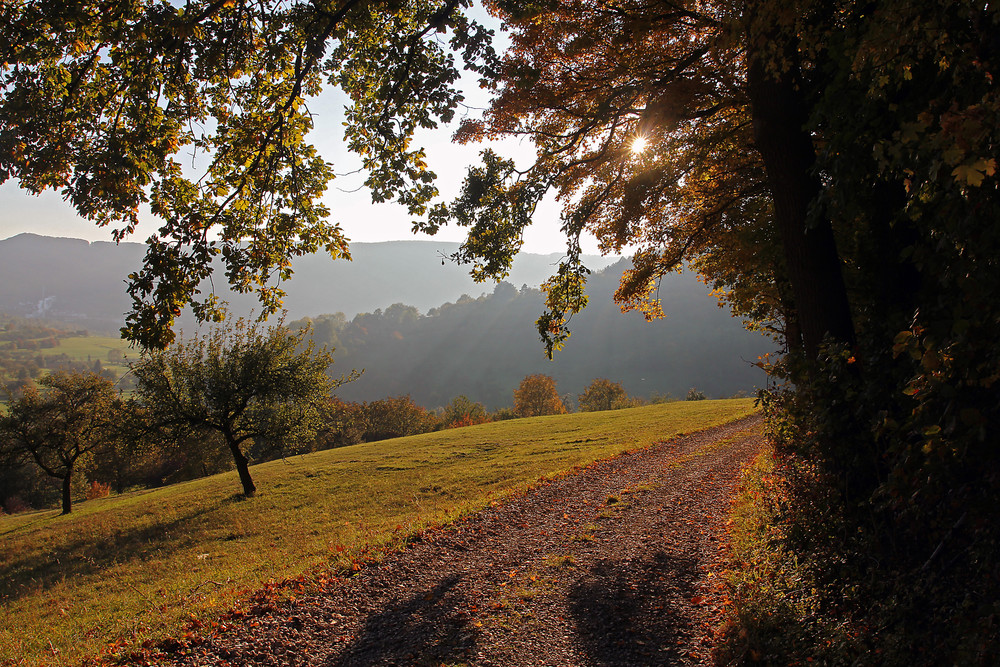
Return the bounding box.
[0,11,609,258]
[0,96,590,255]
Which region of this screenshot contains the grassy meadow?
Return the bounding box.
[0,334,134,388]
[50,336,131,360]
[1,398,755,665]
[48,335,134,377]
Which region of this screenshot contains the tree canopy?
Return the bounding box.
[0,0,497,348]
[513,373,566,417]
[577,378,629,412]
[0,371,125,514]
[132,317,347,497]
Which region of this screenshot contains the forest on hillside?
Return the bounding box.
[0,255,771,409]
[0,234,616,333]
[291,259,771,409]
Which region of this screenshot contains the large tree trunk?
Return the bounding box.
[746,47,856,361]
[60,468,72,515]
[868,180,921,326]
[225,435,257,497]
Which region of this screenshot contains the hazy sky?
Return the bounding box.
[0,13,607,257]
[0,96,588,254]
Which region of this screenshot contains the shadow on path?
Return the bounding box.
[328,573,481,666]
[569,548,707,664]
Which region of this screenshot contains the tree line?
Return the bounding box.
[0,317,115,393]
[288,260,767,409]
[1,320,683,515]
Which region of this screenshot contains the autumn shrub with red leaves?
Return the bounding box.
[441,395,490,429]
[85,480,111,500]
[445,414,490,429]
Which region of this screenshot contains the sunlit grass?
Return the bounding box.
[49,335,133,377]
[0,398,755,665]
[720,440,856,663]
[49,336,132,360]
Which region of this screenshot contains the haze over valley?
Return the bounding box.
[0,233,772,407]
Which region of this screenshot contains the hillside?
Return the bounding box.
[0,234,773,405]
[0,400,757,666]
[297,258,773,408]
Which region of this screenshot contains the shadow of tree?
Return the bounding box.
[569,551,702,666]
[0,495,243,603]
[327,573,481,666]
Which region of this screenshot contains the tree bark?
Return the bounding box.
[746,45,856,361]
[225,435,257,497]
[61,468,73,515]
[868,180,921,324]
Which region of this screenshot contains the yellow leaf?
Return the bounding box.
[952,163,986,187]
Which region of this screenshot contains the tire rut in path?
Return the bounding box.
[156,414,763,667]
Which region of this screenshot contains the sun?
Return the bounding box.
[630,135,649,155]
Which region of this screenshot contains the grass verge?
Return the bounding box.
[1,398,754,666]
[717,440,867,664]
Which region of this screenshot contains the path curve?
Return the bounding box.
[152,414,763,666]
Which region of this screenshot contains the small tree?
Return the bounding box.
[578,378,630,412]
[0,372,125,514]
[513,374,566,417]
[313,397,367,449]
[441,395,489,428]
[362,395,437,442]
[132,318,351,497]
[685,388,707,401]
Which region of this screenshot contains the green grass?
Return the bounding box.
[48,335,134,378]
[719,439,859,664]
[49,336,132,360]
[0,335,134,385]
[0,398,755,666]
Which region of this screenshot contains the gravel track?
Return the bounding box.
[151,414,763,667]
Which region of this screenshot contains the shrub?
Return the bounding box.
[441,395,489,429]
[2,496,31,514]
[362,395,438,441]
[445,414,490,429]
[85,480,111,500]
[578,378,642,411]
[685,387,707,401]
[315,397,366,448]
[513,374,566,417]
[490,407,518,421]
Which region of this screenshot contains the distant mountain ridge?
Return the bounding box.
[0,233,617,331]
[0,233,774,404]
[302,258,773,408]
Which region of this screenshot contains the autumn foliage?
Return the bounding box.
[441,395,490,429]
[513,374,567,418]
[577,378,631,412]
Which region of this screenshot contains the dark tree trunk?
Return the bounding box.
[868,180,922,325]
[746,49,856,361]
[225,435,257,497]
[774,267,804,355]
[61,468,72,515]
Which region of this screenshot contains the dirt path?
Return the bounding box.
[153,414,763,666]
